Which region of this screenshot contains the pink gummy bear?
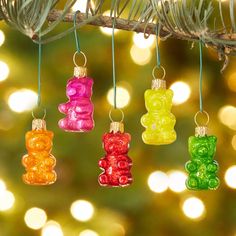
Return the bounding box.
[58,76,94,132]
[98,132,133,187]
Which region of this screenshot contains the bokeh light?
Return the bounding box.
[218,105,236,130]
[8,89,37,113]
[147,171,169,193]
[72,0,94,12]
[107,86,130,108]
[70,200,94,222]
[170,81,191,105]
[24,207,47,230]
[168,170,187,193]
[133,33,155,49]
[0,179,6,193]
[41,221,63,236]
[226,72,236,92]
[0,190,15,211]
[225,166,236,189]
[0,61,9,82]
[232,135,236,150]
[80,229,99,236]
[0,30,5,46]
[182,197,205,220]
[130,45,152,65]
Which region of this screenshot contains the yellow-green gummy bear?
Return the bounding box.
[141,88,176,145]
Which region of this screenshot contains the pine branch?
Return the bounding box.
[47,9,236,54]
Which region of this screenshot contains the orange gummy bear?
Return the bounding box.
[22,119,57,185]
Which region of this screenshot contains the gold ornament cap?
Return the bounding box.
[110,122,124,133]
[152,79,166,90]
[32,119,46,130]
[195,126,208,137]
[74,66,87,77]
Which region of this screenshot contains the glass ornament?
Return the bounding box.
[141,74,176,145]
[58,66,94,132]
[98,121,133,187]
[185,119,220,190]
[22,119,57,185]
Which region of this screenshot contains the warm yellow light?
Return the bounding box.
[226,72,236,92]
[41,221,63,236]
[80,229,99,236]
[218,105,236,130]
[72,0,94,12]
[182,197,205,220]
[130,45,152,65]
[24,207,47,230]
[8,89,37,113]
[225,165,236,189]
[133,33,155,49]
[232,135,236,150]
[0,190,15,211]
[0,30,5,46]
[170,81,191,105]
[0,61,9,82]
[147,171,169,193]
[70,200,94,222]
[100,11,119,35]
[0,179,6,193]
[168,170,187,193]
[107,86,130,108]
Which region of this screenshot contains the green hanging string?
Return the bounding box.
[37,36,42,107]
[112,18,117,109]
[199,41,203,112]
[74,10,81,53]
[155,23,161,68]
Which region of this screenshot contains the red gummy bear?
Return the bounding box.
[98,131,133,187]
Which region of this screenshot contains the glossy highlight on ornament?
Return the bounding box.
[98,122,133,187]
[141,78,176,145]
[185,134,220,190]
[58,66,94,132]
[22,119,57,185]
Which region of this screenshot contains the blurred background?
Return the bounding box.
[1,0,236,236]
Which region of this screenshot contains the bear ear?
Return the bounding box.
[144,89,152,99]
[46,131,54,139]
[123,133,131,142]
[208,135,217,144]
[25,131,33,139]
[103,133,111,142]
[188,136,196,145]
[166,89,174,100]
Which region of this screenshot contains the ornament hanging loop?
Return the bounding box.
[73,51,87,68]
[194,110,209,127]
[32,108,47,120]
[152,65,166,80]
[109,108,124,123]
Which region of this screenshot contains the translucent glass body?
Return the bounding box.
[22,129,57,185]
[141,88,176,145]
[185,135,220,190]
[98,132,133,187]
[58,76,94,132]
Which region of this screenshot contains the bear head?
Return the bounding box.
[26,130,54,153]
[103,132,131,155]
[66,77,93,99]
[144,88,173,112]
[188,135,217,160]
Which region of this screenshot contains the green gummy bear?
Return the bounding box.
[185,135,220,190]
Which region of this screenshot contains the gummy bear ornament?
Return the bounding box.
[141,69,176,145]
[185,113,220,190]
[22,119,57,185]
[58,65,94,132]
[98,121,133,187]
